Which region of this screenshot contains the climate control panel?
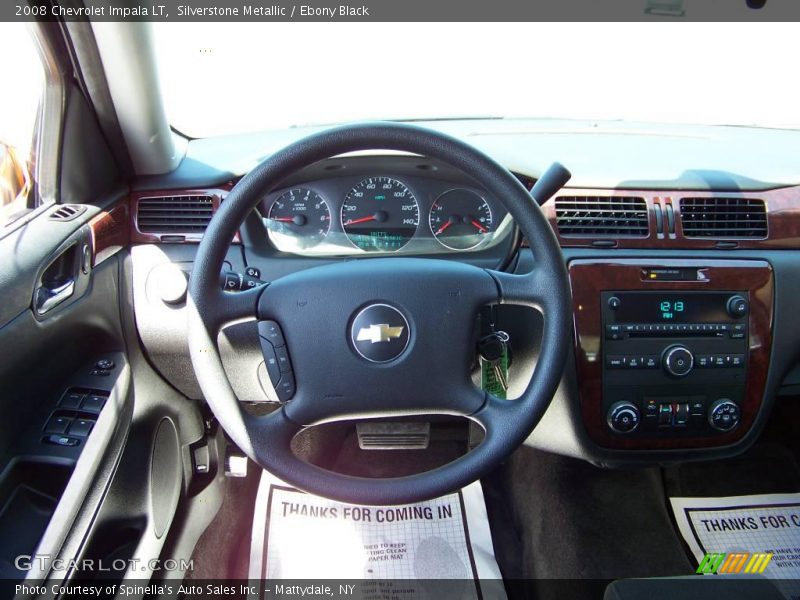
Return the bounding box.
[601,291,748,439]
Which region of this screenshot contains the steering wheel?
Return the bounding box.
[187,123,571,505]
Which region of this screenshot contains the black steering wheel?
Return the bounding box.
[187,123,571,505]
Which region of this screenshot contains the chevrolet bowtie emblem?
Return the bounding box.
[356,323,405,344]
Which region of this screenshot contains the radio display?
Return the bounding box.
[608,291,736,323]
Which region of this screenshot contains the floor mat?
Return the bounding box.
[669,492,800,599]
[248,471,505,599]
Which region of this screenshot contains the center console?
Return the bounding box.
[569,259,773,450]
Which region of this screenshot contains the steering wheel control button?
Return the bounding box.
[257,321,296,401]
[350,303,410,363]
[258,321,286,347]
[276,373,296,402]
[607,401,640,434]
[274,346,292,373]
[663,345,694,377]
[708,399,741,432]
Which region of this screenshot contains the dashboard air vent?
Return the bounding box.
[554,196,649,237]
[137,195,214,233]
[49,204,87,222]
[679,197,767,238]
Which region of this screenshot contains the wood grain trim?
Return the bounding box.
[569,258,774,450]
[129,183,237,244]
[542,186,800,249]
[89,203,129,266]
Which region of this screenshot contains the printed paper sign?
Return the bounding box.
[249,473,505,599]
[670,493,800,598]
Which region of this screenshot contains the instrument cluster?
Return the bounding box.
[260,173,514,256]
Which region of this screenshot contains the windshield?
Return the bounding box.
[153,23,800,138]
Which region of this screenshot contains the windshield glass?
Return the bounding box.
[153,23,800,138]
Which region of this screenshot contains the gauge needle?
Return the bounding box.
[269,217,295,223]
[436,221,454,235]
[345,215,377,226]
[471,219,488,233]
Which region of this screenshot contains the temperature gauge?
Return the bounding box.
[429,189,493,250]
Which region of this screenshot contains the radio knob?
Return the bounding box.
[663,345,694,377]
[607,401,640,434]
[727,295,749,318]
[708,399,740,432]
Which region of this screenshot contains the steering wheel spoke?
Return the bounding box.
[205,285,265,329]
[485,263,556,310]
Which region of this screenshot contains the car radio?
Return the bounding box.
[600,290,749,437]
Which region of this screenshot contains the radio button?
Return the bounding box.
[606,324,623,340]
[643,356,659,369]
[696,355,712,368]
[731,354,745,367]
[712,355,727,368]
[663,345,694,377]
[607,355,627,368]
[627,356,642,368]
[730,324,746,339]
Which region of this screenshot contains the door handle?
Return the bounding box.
[35,279,75,315]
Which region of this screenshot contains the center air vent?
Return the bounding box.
[679,197,767,238]
[554,196,649,237]
[137,195,214,233]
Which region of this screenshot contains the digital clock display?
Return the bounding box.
[607,291,734,324]
[659,300,685,320]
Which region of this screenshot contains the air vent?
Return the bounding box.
[137,195,214,233]
[679,197,767,238]
[49,204,87,222]
[554,196,649,237]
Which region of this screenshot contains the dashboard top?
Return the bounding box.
[135,118,800,193]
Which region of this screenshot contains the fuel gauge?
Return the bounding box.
[429,189,493,250]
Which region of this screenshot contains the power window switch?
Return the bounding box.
[81,394,107,414]
[60,391,85,409]
[68,418,95,438]
[44,434,79,447]
[45,416,72,435]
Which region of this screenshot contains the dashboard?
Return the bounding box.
[121,120,800,468]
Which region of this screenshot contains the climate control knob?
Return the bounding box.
[607,401,640,434]
[708,399,740,432]
[663,345,694,377]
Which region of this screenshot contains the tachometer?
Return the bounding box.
[266,188,331,249]
[429,189,493,250]
[341,177,419,252]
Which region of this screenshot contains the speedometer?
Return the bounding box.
[341,177,419,252]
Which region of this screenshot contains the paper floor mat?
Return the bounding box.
[249,471,505,599]
[670,493,800,598]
